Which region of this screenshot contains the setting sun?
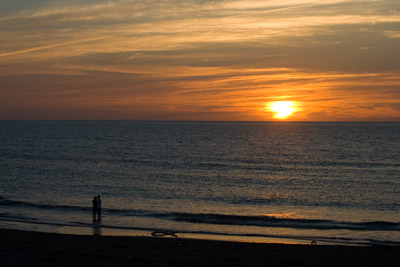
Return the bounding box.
[269,101,297,119]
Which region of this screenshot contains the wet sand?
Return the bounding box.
[0,228,399,267]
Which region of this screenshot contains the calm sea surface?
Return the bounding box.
[1,121,399,245]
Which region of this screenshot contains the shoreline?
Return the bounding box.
[1,217,399,247]
[1,228,400,267]
[0,219,325,246]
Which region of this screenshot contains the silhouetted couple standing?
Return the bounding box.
[92,195,102,221]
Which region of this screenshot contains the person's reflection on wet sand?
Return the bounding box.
[92,196,98,220]
[92,219,102,236]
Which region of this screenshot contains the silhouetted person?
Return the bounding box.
[97,195,102,220]
[92,196,98,220]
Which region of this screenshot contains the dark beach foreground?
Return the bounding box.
[0,229,399,267]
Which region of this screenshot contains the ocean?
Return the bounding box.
[0,121,399,245]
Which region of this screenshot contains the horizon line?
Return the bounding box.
[1,119,399,123]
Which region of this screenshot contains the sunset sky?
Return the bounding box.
[1,0,399,121]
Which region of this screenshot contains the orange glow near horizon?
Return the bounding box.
[268,101,298,119]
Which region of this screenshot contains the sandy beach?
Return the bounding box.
[0,228,399,267]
